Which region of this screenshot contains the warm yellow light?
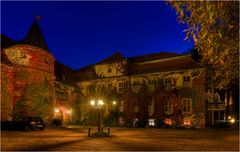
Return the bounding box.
[230,119,235,123]
[67,110,71,114]
[90,100,95,106]
[228,115,232,120]
[55,109,59,113]
[113,101,116,105]
[98,100,104,106]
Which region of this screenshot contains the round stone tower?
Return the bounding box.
[2,20,55,122]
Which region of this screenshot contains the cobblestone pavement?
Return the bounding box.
[1,127,239,151]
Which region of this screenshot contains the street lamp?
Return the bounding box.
[55,108,59,113]
[98,100,104,106]
[90,100,95,106]
[89,99,104,132]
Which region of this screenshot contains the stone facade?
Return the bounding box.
[76,53,207,128]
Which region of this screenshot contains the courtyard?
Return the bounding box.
[1,127,239,151]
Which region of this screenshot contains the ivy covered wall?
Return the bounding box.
[1,64,14,121]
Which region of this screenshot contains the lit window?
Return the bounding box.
[108,68,112,73]
[164,97,172,114]
[149,119,155,126]
[183,76,190,87]
[183,119,191,126]
[182,98,192,113]
[165,118,172,125]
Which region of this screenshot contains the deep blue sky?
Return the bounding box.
[1,1,194,70]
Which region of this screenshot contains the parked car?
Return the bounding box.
[1,116,46,131]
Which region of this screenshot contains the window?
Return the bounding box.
[133,101,139,113]
[20,50,27,59]
[45,57,50,64]
[149,119,155,126]
[164,97,172,114]
[183,76,190,87]
[165,118,172,125]
[182,98,192,113]
[148,80,156,85]
[118,82,124,93]
[133,81,139,87]
[164,78,172,90]
[183,119,191,126]
[56,90,68,101]
[119,101,124,112]
[108,68,112,73]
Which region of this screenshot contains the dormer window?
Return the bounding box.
[183,76,190,88]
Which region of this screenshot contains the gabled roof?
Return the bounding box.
[129,55,202,75]
[97,52,125,64]
[22,20,49,51]
[54,61,78,87]
[128,52,181,63]
[75,64,98,81]
[1,34,16,49]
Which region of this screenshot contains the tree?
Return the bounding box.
[169,1,239,88]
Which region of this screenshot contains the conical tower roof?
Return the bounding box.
[23,20,49,51]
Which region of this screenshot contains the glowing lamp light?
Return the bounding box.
[230,119,235,123]
[113,101,116,105]
[55,109,59,113]
[67,110,71,114]
[90,100,95,106]
[228,115,232,120]
[98,100,104,106]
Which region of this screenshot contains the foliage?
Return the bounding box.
[103,109,121,127]
[169,1,239,88]
[13,80,54,121]
[1,66,14,120]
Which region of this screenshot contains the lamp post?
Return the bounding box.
[90,99,104,132]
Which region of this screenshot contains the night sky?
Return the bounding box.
[1,1,194,70]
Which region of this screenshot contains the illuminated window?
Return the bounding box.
[183,76,190,87]
[182,98,192,113]
[149,119,155,126]
[183,119,191,126]
[108,68,112,73]
[165,118,172,125]
[164,97,172,114]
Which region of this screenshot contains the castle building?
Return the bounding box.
[1,20,237,128]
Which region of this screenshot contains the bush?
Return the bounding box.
[52,119,62,127]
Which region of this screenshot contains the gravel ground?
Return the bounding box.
[1,127,239,151]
